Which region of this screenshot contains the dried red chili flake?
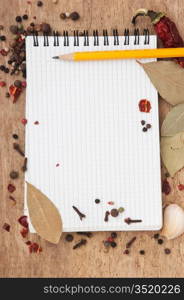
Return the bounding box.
[29,242,42,253]
[2,223,10,232]
[20,227,29,238]
[9,195,16,205]
[0,81,6,87]
[139,99,151,113]
[18,215,29,228]
[21,118,27,125]
[34,121,39,125]
[162,179,171,195]
[9,85,22,103]
[21,81,27,88]
[107,201,114,205]
[7,183,16,193]
[178,184,184,191]
[25,240,31,245]
[107,236,114,243]
[0,49,8,56]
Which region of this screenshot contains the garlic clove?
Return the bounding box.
[161,204,184,240]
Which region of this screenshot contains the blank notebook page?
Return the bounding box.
[25,35,162,232]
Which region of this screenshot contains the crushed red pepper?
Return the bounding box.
[18,215,29,228]
[139,99,151,113]
[7,183,16,193]
[3,223,10,232]
[162,179,171,195]
[178,184,184,191]
[9,84,22,103]
[20,227,29,238]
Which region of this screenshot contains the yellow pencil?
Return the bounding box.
[53,47,184,61]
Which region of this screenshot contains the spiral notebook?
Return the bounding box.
[25,30,162,232]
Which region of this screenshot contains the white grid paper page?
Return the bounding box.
[25,35,162,232]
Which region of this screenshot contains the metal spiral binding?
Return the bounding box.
[33,28,150,47]
[63,30,69,46]
[33,31,39,46]
[84,30,89,46]
[74,30,79,46]
[103,30,109,46]
[113,29,119,46]
[53,31,59,46]
[93,30,99,46]
[134,28,140,45]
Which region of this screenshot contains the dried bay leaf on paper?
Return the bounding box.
[161,132,184,177]
[26,182,63,244]
[138,61,184,106]
[161,103,184,136]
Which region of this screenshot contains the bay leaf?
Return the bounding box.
[161,132,184,177]
[138,61,184,105]
[161,103,184,136]
[27,182,63,244]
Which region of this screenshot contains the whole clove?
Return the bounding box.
[104,211,110,222]
[77,232,92,238]
[13,143,25,157]
[22,157,27,172]
[72,206,86,220]
[73,239,87,249]
[124,218,142,225]
[126,236,137,248]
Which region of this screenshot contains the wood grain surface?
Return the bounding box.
[1,0,184,278]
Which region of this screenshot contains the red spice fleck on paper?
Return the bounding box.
[34,121,39,125]
[56,163,60,167]
[7,184,16,193]
[139,99,151,113]
[178,184,184,191]
[18,216,29,228]
[107,201,114,205]
[3,223,10,232]
[162,179,171,195]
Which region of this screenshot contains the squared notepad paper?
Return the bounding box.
[25,34,162,232]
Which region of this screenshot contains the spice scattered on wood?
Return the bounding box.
[72,206,86,220]
[2,223,10,232]
[37,1,43,7]
[73,239,87,249]
[60,13,67,20]
[111,241,117,248]
[111,232,117,239]
[13,143,25,156]
[29,242,42,253]
[0,81,6,87]
[158,238,164,245]
[104,211,110,222]
[139,99,151,113]
[95,198,100,204]
[65,234,74,242]
[12,134,18,139]
[110,208,119,217]
[139,250,145,255]
[77,232,92,238]
[20,227,29,238]
[9,195,16,205]
[124,249,129,255]
[153,233,159,239]
[162,179,171,195]
[7,183,16,193]
[124,218,142,224]
[18,215,29,228]
[70,12,80,21]
[178,184,184,191]
[164,248,171,254]
[22,157,28,172]
[9,170,19,179]
[126,236,136,248]
[21,118,27,125]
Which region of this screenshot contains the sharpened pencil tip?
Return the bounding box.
[52,56,59,59]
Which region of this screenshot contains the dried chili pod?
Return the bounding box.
[9,84,22,103]
[132,8,184,67]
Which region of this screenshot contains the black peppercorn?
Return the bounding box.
[5,92,10,98]
[153,233,159,239]
[9,25,19,34]
[0,65,5,71]
[16,16,22,23]
[111,232,117,239]
[12,134,19,140]
[110,208,119,217]
[0,35,6,41]
[124,249,129,254]
[95,198,100,204]
[111,241,117,248]
[8,60,12,65]
[37,1,43,6]
[70,11,80,21]
[164,248,171,255]
[142,127,147,132]
[4,68,9,73]
[139,250,145,255]
[30,22,35,27]
[9,171,19,179]
[158,238,164,245]
[23,14,28,20]
[65,234,73,242]
[141,120,145,126]
[146,123,152,129]
[14,80,22,88]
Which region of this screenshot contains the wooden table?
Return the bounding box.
[1,0,184,278]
